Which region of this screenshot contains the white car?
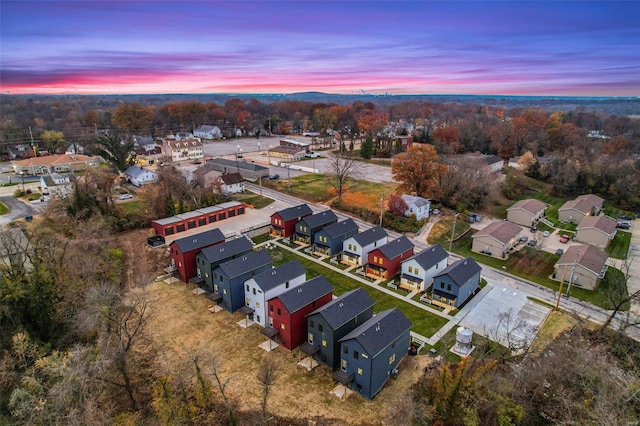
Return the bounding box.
[118,194,134,200]
[543,231,550,237]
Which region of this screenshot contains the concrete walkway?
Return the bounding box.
[625,220,640,314]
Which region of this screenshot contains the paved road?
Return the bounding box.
[0,195,40,226]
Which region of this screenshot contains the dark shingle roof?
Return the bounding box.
[277,275,333,313]
[352,226,388,246]
[407,244,448,269]
[198,236,253,264]
[170,228,225,253]
[251,260,306,292]
[319,219,358,239]
[339,308,412,358]
[220,173,243,185]
[307,288,375,329]
[434,257,481,286]
[274,204,313,222]
[207,157,268,172]
[216,249,272,279]
[301,210,338,229]
[377,236,414,260]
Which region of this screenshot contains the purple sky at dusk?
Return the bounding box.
[1,1,639,96]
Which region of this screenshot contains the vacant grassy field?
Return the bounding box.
[234,192,275,209]
[265,174,335,203]
[117,199,142,215]
[427,215,472,247]
[145,280,435,425]
[268,247,448,338]
[607,230,632,259]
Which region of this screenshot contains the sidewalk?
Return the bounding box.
[626,220,640,315]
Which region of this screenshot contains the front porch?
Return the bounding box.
[292,233,311,246]
[366,264,388,280]
[399,273,424,292]
[270,227,285,237]
[429,289,457,308]
[341,251,360,266]
[313,244,331,256]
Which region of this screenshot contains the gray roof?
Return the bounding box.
[407,244,448,269]
[307,287,375,329]
[207,157,268,172]
[377,236,414,260]
[276,275,333,313]
[195,125,220,132]
[352,226,388,246]
[339,308,412,358]
[300,210,338,230]
[124,165,150,178]
[319,219,358,239]
[434,257,481,286]
[216,249,272,279]
[170,228,225,253]
[402,194,430,208]
[198,236,253,264]
[484,154,504,165]
[274,204,313,222]
[251,260,306,292]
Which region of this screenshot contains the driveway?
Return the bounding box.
[0,196,40,226]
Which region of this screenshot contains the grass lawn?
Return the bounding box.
[118,200,142,215]
[606,230,631,259]
[234,193,275,209]
[268,247,448,338]
[251,233,273,244]
[603,205,636,220]
[0,202,8,215]
[426,215,471,247]
[265,174,335,203]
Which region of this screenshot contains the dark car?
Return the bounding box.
[269,174,279,180]
[527,240,536,247]
[618,214,633,220]
[519,236,528,243]
[617,222,631,230]
[556,248,564,256]
[530,226,537,233]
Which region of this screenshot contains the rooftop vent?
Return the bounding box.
[298,287,303,293]
[375,324,380,332]
[339,302,344,308]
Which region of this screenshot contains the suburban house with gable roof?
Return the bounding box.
[506,198,546,227]
[195,236,253,293]
[194,125,222,140]
[12,154,99,176]
[124,165,157,186]
[162,139,204,163]
[430,257,482,308]
[341,226,388,266]
[401,195,431,221]
[212,249,272,313]
[266,275,334,351]
[169,228,225,283]
[270,204,314,238]
[302,288,375,370]
[399,244,449,292]
[365,236,414,280]
[471,221,523,259]
[217,173,244,194]
[313,219,359,256]
[335,308,412,400]
[553,244,608,290]
[244,260,306,327]
[558,194,604,223]
[293,210,339,246]
[40,172,74,199]
[575,215,617,248]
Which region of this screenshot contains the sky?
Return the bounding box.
[1,1,639,96]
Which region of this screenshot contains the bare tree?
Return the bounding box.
[600,256,640,333]
[327,151,361,203]
[256,357,279,422]
[483,309,539,362]
[210,352,238,426]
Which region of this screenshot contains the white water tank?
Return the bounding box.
[455,327,473,354]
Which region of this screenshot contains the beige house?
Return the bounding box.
[162,139,204,163]
[558,194,604,223]
[472,221,523,259]
[12,154,99,176]
[506,199,546,227]
[553,245,608,290]
[575,215,617,248]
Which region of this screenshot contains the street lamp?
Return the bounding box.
[20,171,25,193]
[258,142,261,154]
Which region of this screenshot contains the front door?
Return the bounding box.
[269,317,274,327]
[308,333,314,344]
[341,359,347,372]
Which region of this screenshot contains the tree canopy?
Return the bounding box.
[392,144,447,199]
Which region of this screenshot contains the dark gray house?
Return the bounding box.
[430,257,482,308]
[212,249,272,313]
[314,219,359,256]
[293,210,338,246]
[302,288,375,370]
[195,236,254,293]
[335,308,412,400]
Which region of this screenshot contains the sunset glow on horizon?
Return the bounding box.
[1,1,639,97]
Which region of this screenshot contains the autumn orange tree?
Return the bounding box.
[112,103,154,134]
[391,144,447,199]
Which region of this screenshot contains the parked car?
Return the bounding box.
[119,194,134,200]
[190,159,202,165]
[618,214,633,220]
[527,240,536,247]
[431,208,440,215]
[617,222,631,230]
[559,235,570,243]
[530,226,537,233]
[269,174,279,180]
[542,231,550,237]
[519,236,529,243]
[556,248,564,256]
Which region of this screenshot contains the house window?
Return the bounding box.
[343,345,349,354]
[277,308,281,315]
[318,324,323,332]
[373,256,378,263]
[205,272,209,278]
[341,359,347,371]
[353,350,359,359]
[253,288,256,295]
[379,257,384,265]
[310,320,314,328]
[223,289,227,294]
[357,368,363,376]
[440,282,444,288]
[322,340,327,347]
[280,323,285,330]
[447,284,452,291]
[246,284,249,292]
[270,305,273,312]
[408,266,413,274]
[415,268,420,275]
[389,353,396,364]
[256,302,260,309]
[257,315,260,323]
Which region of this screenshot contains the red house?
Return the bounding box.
[266,275,333,351]
[170,228,225,283]
[366,236,414,280]
[270,204,313,237]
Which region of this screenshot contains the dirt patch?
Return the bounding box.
[145,281,434,424]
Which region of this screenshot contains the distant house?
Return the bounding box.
[341,226,388,267]
[205,158,270,180]
[245,260,306,327]
[192,164,222,189]
[212,249,273,313]
[394,135,413,151]
[132,136,156,153]
[218,173,244,194]
[270,204,314,238]
[558,194,604,223]
[293,210,339,246]
[169,228,226,283]
[266,275,334,351]
[553,244,608,290]
[313,219,359,256]
[483,154,505,173]
[268,146,306,162]
[194,125,222,140]
[336,308,412,400]
[162,139,204,163]
[40,172,74,199]
[506,198,546,227]
[401,194,431,221]
[124,165,157,186]
[175,132,194,141]
[195,236,253,293]
[400,244,449,292]
[12,154,99,176]
[279,138,310,152]
[430,257,482,308]
[471,221,523,259]
[575,215,617,248]
[303,288,375,370]
[365,236,414,280]
[64,143,85,155]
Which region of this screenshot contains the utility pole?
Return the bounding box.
[379,193,384,226]
[555,262,569,310]
[287,165,291,192]
[566,249,581,297]
[29,126,37,157]
[449,212,459,252]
